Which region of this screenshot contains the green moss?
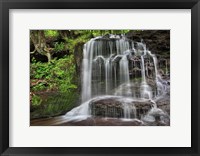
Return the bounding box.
[30,91,79,119]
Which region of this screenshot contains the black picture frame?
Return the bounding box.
[0,0,200,155]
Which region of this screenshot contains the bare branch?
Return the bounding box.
[30,48,37,54]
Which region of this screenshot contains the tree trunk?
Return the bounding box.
[46,52,52,62]
[30,30,52,62]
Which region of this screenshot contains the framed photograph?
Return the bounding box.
[0,0,200,155]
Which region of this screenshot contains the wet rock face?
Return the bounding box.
[126,30,170,58]
[156,96,170,115]
[89,98,153,119]
[89,95,170,120]
[90,101,125,118]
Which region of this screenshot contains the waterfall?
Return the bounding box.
[119,55,130,84]
[123,104,131,119]
[148,51,167,96]
[81,34,168,102]
[152,55,158,81]
[105,58,110,94]
[140,56,146,83]
[81,36,133,102]
[82,43,91,102]
[66,34,169,123]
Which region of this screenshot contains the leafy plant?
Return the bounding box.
[54,42,65,52]
[32,95,42,106]
[31,55,77,93]
[44,30,59,38]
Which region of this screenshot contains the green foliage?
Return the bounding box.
[54,42,65,52]
[44,30,59,38]
[30,54,79,119]
[65,31,91,53]
[32,82,46,92]
[64,30,130,54]
[31,55,77,92]
[32,95,42,106]
[32,30,130,55]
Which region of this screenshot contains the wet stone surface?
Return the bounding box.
[30,116,169,126]
[89,98,153,119]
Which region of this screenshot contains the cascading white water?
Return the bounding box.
[81,44,90,102]
[139,47,152,99]
[81,40,95,102]
[119,55,130,84]
[141,56,146,83]
[123,104,131,119]
[81,36,133,102]
[66,34,169,122]
[152,54,158,80]
[105,58,110,94]
[147,50,167,96]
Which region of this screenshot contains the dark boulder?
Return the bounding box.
[89,97,153,119]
